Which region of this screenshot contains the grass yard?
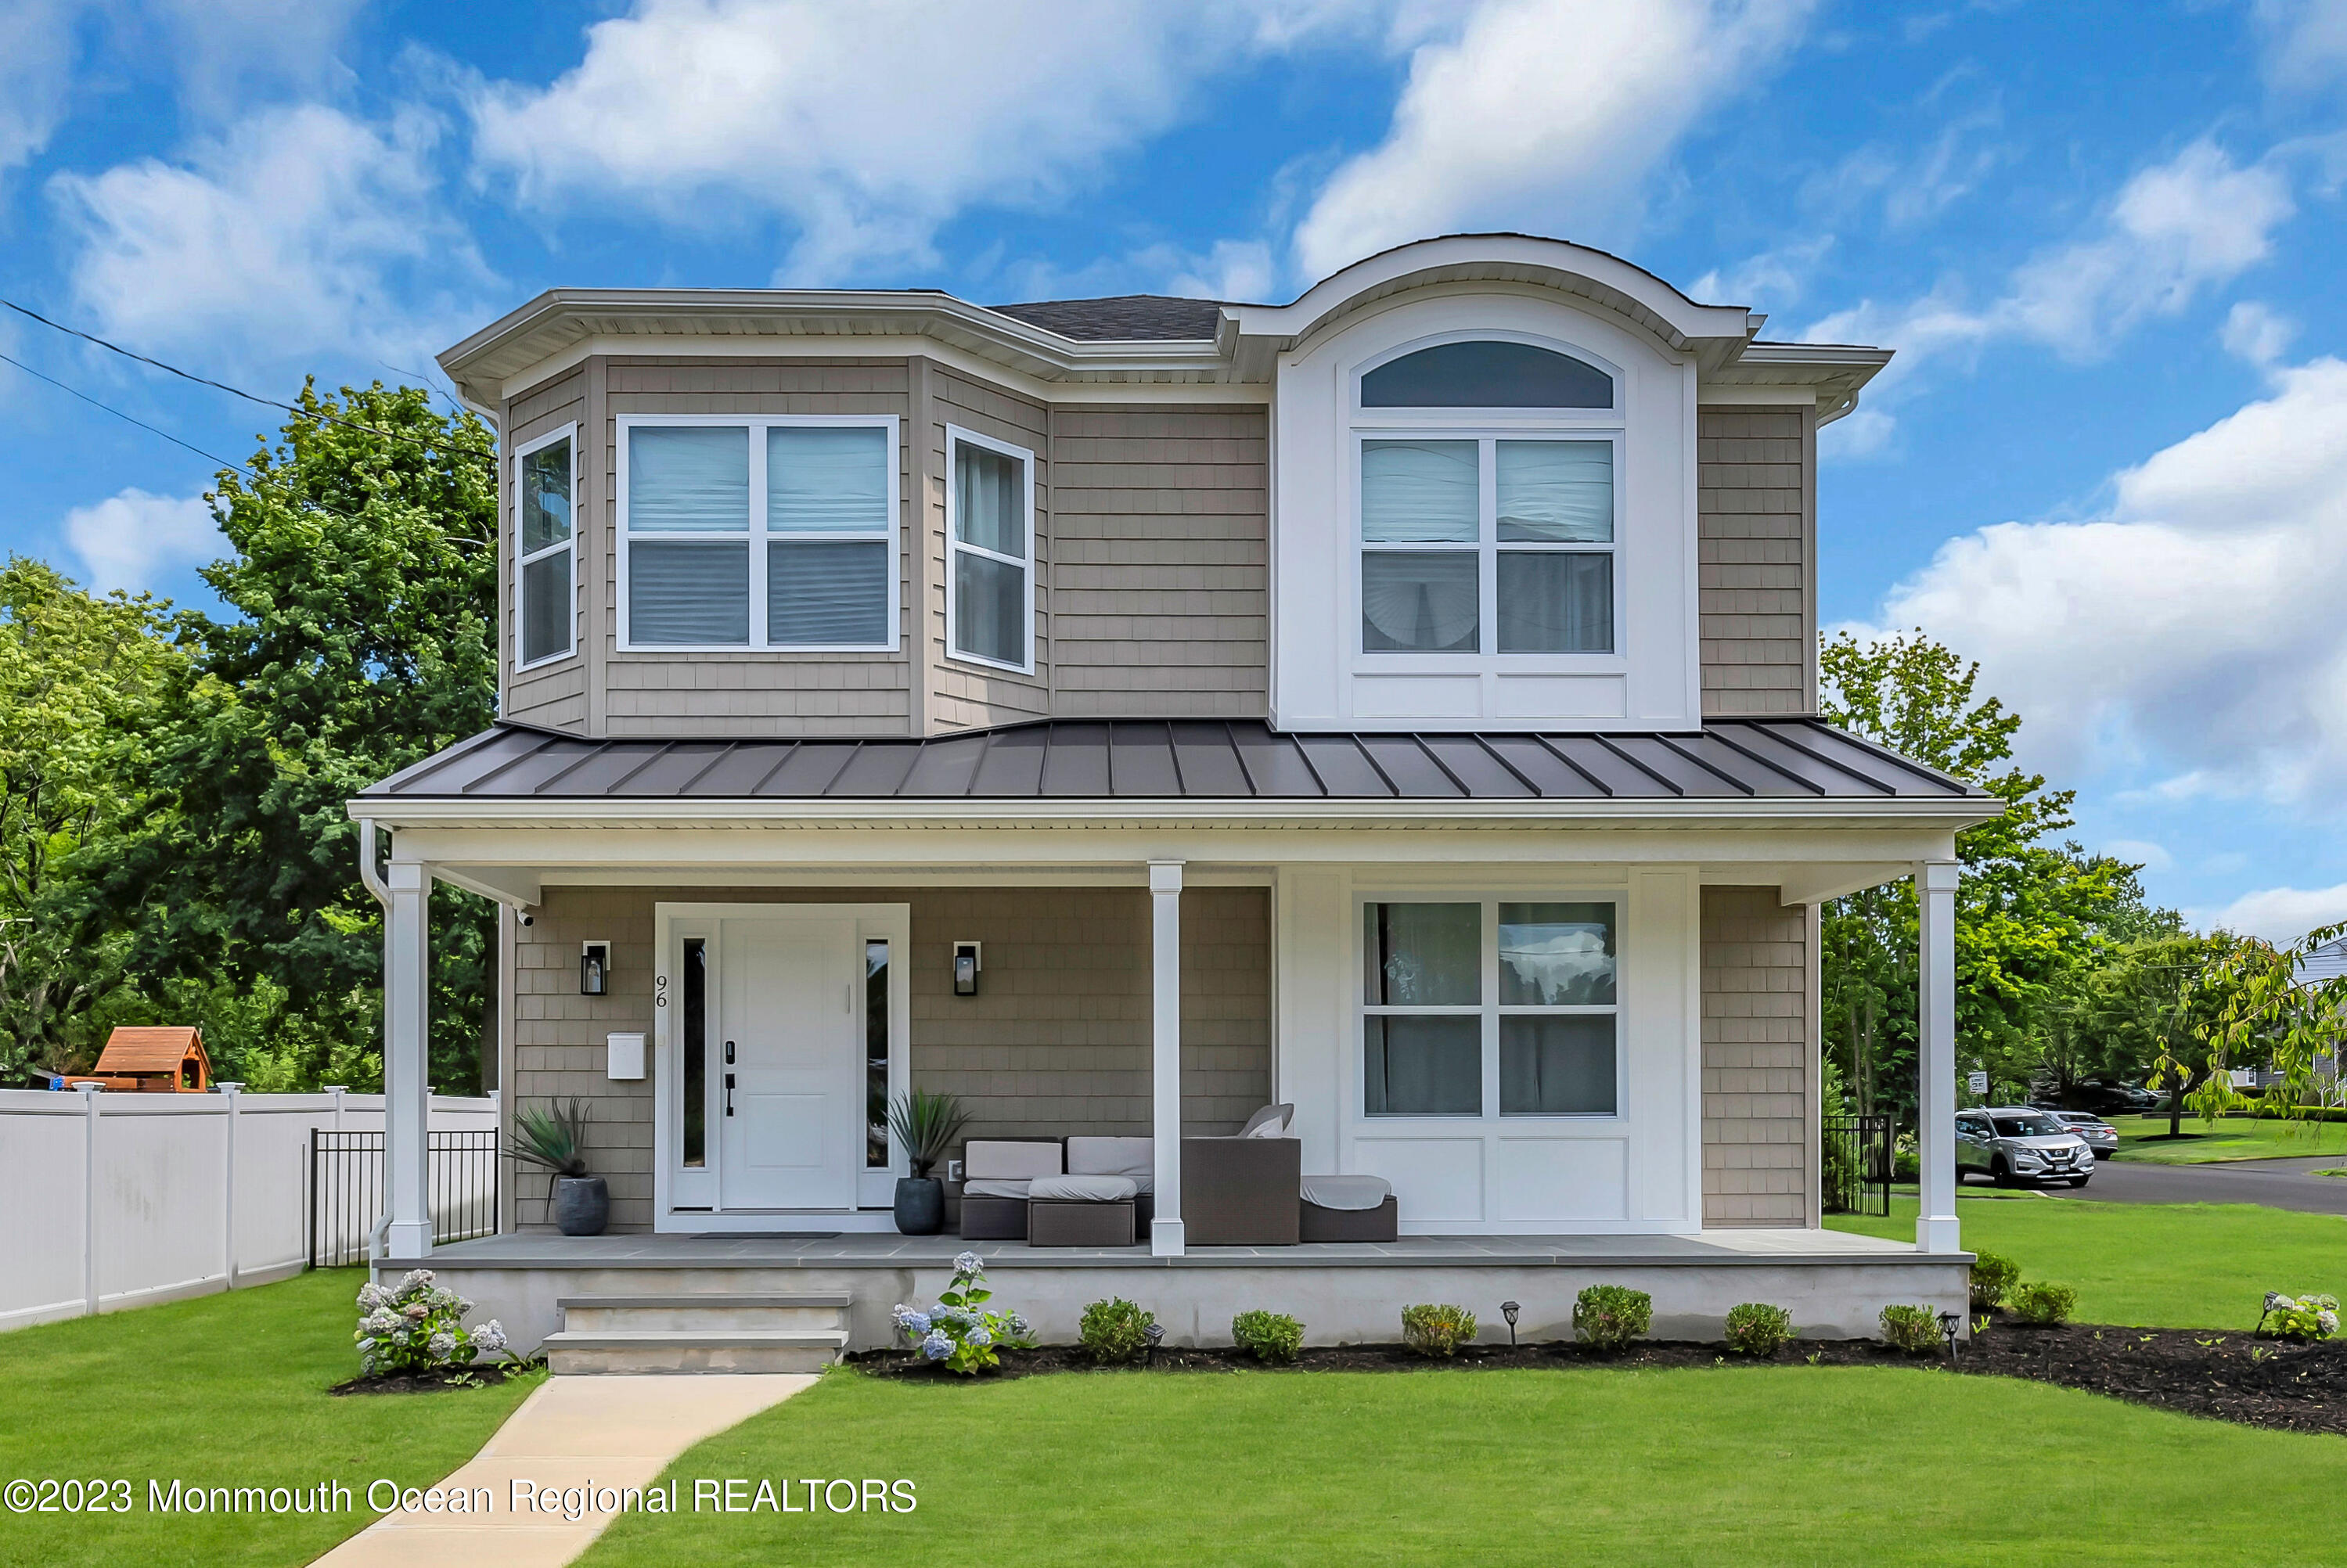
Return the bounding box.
[1829,1192,2347,1328]
[0,1268,535,1568]
[2110,1115,2347,1165]
[581,1365,2347,1567]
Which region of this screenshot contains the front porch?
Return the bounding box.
[394,1225,1970,1354]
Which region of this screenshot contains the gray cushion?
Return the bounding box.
[961,1178,1032,1199]
[1028,1174,1138,1203]
[963,1140,1061,1181]
[1066,1135,1154,1194]
[1240,1103,1295,1138]
[1300,1174,1391,1211]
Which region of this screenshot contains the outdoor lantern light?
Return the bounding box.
[580,941,610,996]
[1144,1322,1165,1365]
[1937,1309,1961,1360]
[1501,1300,1521,1346]
[952,941,981,997]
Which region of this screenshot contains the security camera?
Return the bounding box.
[517,909,536,927]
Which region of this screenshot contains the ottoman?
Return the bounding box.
[1025,1174,1139,1246]
[1298,1174,1398,1242]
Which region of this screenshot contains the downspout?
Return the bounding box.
[355,818,393,1264]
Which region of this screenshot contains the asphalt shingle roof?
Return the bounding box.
[988,295,1224,342]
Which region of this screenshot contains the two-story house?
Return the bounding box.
[355,234,1985,1360]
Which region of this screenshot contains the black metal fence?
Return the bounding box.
[308,1129,500,1268]
[1821,1114,1892,1216]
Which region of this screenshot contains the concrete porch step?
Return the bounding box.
[557,1293,851,1335]
[541,1330,848,1376]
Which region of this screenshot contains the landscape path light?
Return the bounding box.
[1501,1300,1520,1346]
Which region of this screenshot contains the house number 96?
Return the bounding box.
[654,973,668,1008]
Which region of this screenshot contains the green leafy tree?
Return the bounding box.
[1819,631,2129,1119]
[0,559,185,1080]
[99,382,499,1091]
[2163,922,2347,1130]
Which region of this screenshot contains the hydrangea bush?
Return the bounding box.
[891,1253,1033,1376]
[2260,1291,2340,1342]
[354,1270,509,1376]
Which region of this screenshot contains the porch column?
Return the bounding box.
[383,860,434,1260]
[1915,860,1960,1254]
[1149,860,1185,1257]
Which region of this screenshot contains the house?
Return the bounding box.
[82,1027,211,1093]
[354,234,1987,1360]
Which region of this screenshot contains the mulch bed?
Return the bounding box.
[329,1361,542,1397]
[849,1321,2347,1437]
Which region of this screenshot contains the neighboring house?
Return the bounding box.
[354,235,1987,1354]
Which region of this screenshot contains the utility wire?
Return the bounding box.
[0,297,498,459]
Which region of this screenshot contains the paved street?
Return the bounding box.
[2057,1155,2347,1215]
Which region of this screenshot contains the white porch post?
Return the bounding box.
[383,860,434,1260]
[1916,860,1960,1253]
[1149,860,1185,1257]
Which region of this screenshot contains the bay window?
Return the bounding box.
[513,424,577,668]
[947,425,1035,673]
[1362,898,1619,1118]
[619,415,898,650]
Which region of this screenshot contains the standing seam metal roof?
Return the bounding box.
[360,718,1985,805]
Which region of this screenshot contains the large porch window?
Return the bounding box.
[1362,899,1618,1118]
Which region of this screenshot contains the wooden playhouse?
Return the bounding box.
[82,1026,212,1092]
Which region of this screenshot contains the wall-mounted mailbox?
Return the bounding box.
[580,940,610,995]
[952,940,982,997]
[607,1032,646,1081]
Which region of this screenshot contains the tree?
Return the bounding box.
[98,382,499,1091]
[2079,931,2248,1131]
[0,559,185,1080]
[2164,922,2347,1130]
[1819,631,2129,1119]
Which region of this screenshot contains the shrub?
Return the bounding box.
[354,1269,508,1377]
[1968,1251,2021,1312]
[1231,1309,1304,1365]
[2259,1292,2339,1342]
[1079,1296,1156,1364]
[2010,1282,2077,1326]
[1401,1303,1477,1358]
[1722,1301,1793,1358]
[1572,1285,1653,1352]
[890,1253,1034,1376]
[1878,1304,1941,1355]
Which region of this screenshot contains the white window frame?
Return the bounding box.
[944,423,1038,676]
[615,413,901,654]
[511,422,579,672]
[1357,895,1625,1123]
[1350,333,1626,667]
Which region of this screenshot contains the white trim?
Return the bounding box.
[511,422,579,673]
[615,413,902,656]
[942,423,1039,675]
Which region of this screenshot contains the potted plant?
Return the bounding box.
[886,1090,969,1235]
[511,1098,605,1236]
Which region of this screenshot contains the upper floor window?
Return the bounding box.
[946,426,1035,674]
[618,415,898,652]
[514,424,576,669]
[1355,339,1619,660]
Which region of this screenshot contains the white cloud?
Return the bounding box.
[132,0,369,117]
[0,0,81,175]
[2222,300,2298,365]
[2197,882,2347,944]
[1855,357,2347,806]
[63,487,221,595]
[1293,0,1812,279]
[49,102,493,371]
[2254,0,2347,92]
[466,0,1370,283]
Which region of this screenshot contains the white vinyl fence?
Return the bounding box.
[0,1087,498,1334]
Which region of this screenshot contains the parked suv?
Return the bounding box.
[1956,1108,2095,1188]
[2045,1110,2119,1160]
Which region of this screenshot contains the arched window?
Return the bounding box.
[1360,340,1613,409]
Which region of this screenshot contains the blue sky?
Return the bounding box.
[2,0,2343,937]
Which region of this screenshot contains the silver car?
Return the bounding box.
[1955,1108,2095,1189]
[2046,1110,2119,1160]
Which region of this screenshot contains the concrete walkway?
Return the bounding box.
[314,1373,815,1568]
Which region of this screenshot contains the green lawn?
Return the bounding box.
[0,1269,536,1568]
[581,1366,2347,1567]
[2110,1115,2347,1165]
[1829,1192,2347,1328]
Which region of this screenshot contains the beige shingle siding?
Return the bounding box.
[503,884,1270,1232]
[1698,407,1815,717]
[502,367,590,731]
[1700,885,1814,1227]
[1046,405,1269,718]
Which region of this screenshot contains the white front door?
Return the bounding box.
[718,915,862,1210]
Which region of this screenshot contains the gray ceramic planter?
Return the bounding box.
[553,1175,610,1236]
[894,1176,945,1235]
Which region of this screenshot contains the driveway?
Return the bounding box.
[2062,1154,2347,1215]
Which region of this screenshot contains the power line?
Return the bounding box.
[0,297,497,459]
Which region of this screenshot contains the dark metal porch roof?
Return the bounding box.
[360,718,1985,805]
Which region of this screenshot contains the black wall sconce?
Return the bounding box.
[580,940,610,996]
[952,941,982,997]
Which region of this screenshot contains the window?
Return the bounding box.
[513,426,576,667]
[1362,899,1618,1117]
[681,937,707,1169]
[1362,340,1614,408]
[946,426,1035,672]
[865,939,891,1168]
[619,415,898,650]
